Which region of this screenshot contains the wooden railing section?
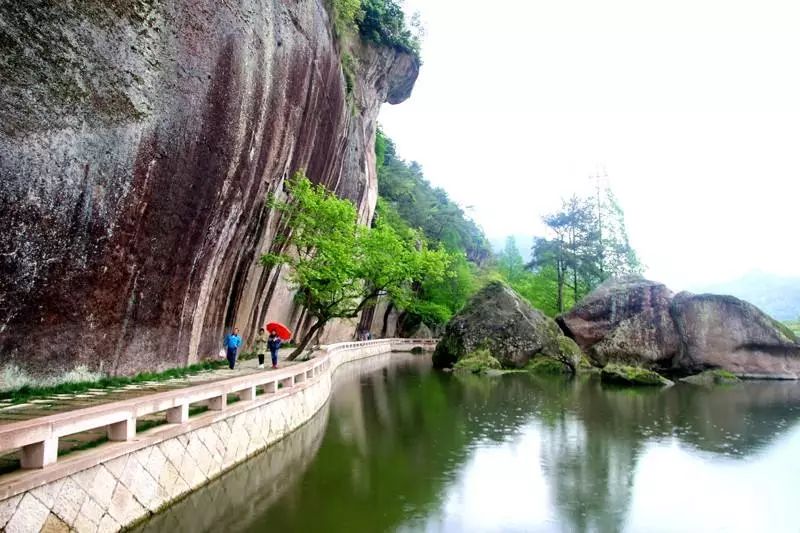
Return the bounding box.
[0,338,437,470]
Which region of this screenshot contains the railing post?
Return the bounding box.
[238,386,256,401]
[21,437,58,469]
[208,394,226,411]
[166,404,189,424]
[108,416,136,441]
[263,381,277,394]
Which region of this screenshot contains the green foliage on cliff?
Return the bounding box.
[359,0,420,56]
[375,131,490,328]
[263,173,450,357]
[377,131,491,263]
[331,0,420,58]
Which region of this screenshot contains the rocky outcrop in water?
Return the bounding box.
[558,277,800,379]
[556,277,680,367]
[670,292,800,378]
[0,1,418,376]
[433,282,580,372]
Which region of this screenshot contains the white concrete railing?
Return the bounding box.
[0,338,437,470]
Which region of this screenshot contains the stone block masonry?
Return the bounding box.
[0,339,436,532]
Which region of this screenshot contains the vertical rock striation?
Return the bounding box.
[0,1,418,376]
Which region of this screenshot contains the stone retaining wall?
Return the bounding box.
[0,341,432,532]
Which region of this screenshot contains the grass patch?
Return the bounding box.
[136,417,167,433]
[227,394,241,405]
[58,436,109,457]
[0,360,229,404]
[189,405,209,417]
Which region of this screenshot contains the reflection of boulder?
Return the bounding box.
[558,277,800,378]
[433,282,579,371]
[541,377,800,532]
[671,293,800,378]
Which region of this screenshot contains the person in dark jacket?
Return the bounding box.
[267,330,282,369]
[223,327,242,370]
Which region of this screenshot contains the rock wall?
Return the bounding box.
[0,1,418,376]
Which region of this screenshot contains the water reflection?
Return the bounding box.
[138,356,800,532]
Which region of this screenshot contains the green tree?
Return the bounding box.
[497,236,526,283]
[596,187,642,277]
[531,188,641,313]
[533,196,599,312]
[263,173,450,358]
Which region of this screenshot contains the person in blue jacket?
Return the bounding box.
[223,327,242,369]
[267,330,282,369]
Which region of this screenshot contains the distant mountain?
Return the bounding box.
[692,271,800,321]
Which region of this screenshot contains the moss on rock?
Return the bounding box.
[526,356,571,375]
[578,354,597,372]
[600,364,673,387]
[453,348,502,375]
[680,369,741,386]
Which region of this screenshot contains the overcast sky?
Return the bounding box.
[378,0,800,291]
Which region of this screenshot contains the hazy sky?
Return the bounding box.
[378,0,800,291]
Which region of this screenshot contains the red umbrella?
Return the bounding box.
[266,322,292,341]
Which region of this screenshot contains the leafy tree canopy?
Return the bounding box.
[331,0,421,58]
[263,173,450,357]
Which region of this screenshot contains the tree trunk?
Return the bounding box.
[556,244,564,314]
[572,266,578,305]
[288,319,326,360]
[381,301,394,338]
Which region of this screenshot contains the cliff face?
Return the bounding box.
[0,0,418,376]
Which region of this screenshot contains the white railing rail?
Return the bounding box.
[0,338,437,469]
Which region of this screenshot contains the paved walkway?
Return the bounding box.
[0,349,308,471]
[0,349,304,426]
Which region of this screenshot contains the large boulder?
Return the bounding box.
[557,276,800,379]
[557,277,680,368]
[432,282,580,371]
[671,292,800,378]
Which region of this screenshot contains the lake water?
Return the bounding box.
[136,354,800,532]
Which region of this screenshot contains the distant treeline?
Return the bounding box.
[375,130,642,327]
